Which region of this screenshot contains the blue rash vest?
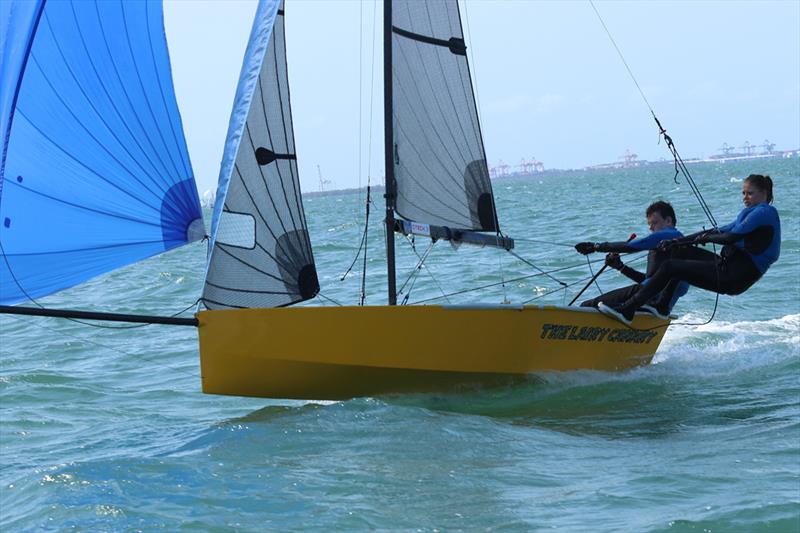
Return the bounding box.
[718,203,781,274]
[628,227,690,308]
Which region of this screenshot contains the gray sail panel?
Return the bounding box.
[202,2,318,310]
[391,0,498,232]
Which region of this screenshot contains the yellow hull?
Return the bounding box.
[196,304,669,400]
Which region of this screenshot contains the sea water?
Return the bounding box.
[1,159,798,531]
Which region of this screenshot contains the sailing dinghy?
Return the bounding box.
[1,0,670,401]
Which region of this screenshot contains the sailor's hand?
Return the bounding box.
[692,234,708,245]
[575,242,597,255]
[605,253,623,270]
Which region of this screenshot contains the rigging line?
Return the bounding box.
[588,0,655,115]
[45,12,170,198]
[367,0,378,186]
[507,250,568,288]
[402,235,450,304]
[358,0,363,207]
[56,298,200,330]
[514,238,576,248]
[662,134,718,227]
[523,256,645,305]
[397,240,434,297]
[639,241,720,330]
[360,186,371,305]
[361,0,379,305]
[408,252,649,306]
[588,0,718,229]
[340,217,368,280]
[400,240,432,305]
[0,314,199,380]
[459,0,488,155]
[317,292,344,307]
[586,255,603,295]
[459,0,505,264]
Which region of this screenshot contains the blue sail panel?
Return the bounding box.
[0,0,203,306]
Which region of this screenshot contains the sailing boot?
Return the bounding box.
[598,302,635,326]
[640,279,681,320]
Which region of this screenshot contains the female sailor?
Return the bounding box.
[599,174,780,325]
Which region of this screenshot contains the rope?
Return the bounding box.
[588,0,723,329]
[409,253,638,305]
[317,292,344,307]
[507,250,569,289]
[397,240,434,299]
[513,237,576,248]
[588,0,718,229]
[524,252,648,305]
[0,313,199,380]
[403,235,450,304]
[1,232,202,330]
[586,255,603,295]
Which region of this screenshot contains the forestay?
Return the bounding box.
[202,0,318,310]
[391,0,498,232]
[0,0,203,306]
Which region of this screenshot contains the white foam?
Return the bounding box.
[653,313,799,372]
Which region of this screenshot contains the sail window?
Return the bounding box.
[215,211,256,249]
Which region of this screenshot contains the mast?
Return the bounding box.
[383,0,397,305]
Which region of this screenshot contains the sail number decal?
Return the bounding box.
[539,323,658,345]
[404,221,431,237]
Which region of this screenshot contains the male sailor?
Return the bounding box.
[574,200,689,315]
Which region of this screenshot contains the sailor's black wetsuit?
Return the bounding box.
[581,228,689,309]
[621,203,781,311]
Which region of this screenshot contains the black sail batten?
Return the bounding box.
[391,26,467,56]
[202,1,318,311]
[255,147,297,165]
[390,0,502,235]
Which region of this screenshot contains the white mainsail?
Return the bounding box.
[391,0,498,232]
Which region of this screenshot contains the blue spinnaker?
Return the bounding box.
[0,0,203,306]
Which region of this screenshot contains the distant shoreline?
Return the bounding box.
[200,150,799,205]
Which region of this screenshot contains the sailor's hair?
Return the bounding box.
[646,200,677,225]
[744,174,774,204]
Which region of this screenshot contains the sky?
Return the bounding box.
[164,0,800,194]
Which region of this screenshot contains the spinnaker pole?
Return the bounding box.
[0,305,198,326]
